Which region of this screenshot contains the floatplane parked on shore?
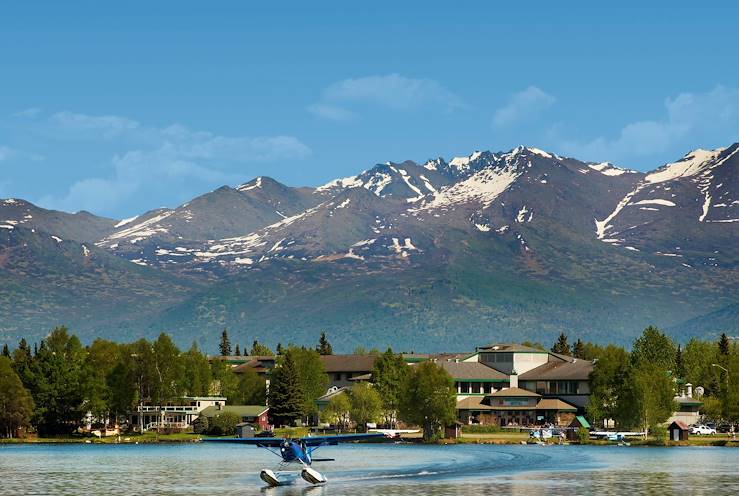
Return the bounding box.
[204,432,388,487]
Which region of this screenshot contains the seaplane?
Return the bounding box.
[204,432,387,487]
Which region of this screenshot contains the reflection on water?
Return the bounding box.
[0,443,737,495]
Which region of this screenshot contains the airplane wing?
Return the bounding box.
[301,433,387,446]
[202,437,285,447]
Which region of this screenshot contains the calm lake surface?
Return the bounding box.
[0,443,737,495]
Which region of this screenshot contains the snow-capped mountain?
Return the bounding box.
[0,144,736,350]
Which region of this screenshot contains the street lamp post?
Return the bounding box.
[712,363,730,386]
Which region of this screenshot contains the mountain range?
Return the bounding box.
[1,144,737,352]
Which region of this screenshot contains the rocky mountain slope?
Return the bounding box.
[1,144,736,351]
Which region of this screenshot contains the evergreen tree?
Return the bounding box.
[269,350,305,426]
[235,344,241,356]
[573,339,585,359]
[30,327,87,435]
[219,329,232,356]
[316,332,333,355]
[250,340,274,356]
[1,344,9,358]
[675,344,685,380]
[276,343,284,355]
[551,333,571,355]
[719,333,730,356]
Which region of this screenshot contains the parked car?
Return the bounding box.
[690,424,717,435]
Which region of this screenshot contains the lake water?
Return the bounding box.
[0,443,737,495]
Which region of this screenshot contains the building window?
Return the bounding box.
[472,383,481,394]
[460,382,470,394]
[335,373,342,381]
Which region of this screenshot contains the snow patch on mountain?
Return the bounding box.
[415,166,520,211]
[237,176,263,192]
[101,210,173,244]
[114,216,139,228]
[632,199,676,207]
[645,148,723,184]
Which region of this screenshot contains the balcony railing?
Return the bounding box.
[137,405,200,413]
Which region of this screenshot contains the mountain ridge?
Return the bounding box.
[1,144,736,351]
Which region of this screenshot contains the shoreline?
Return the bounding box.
[2,433,738,448]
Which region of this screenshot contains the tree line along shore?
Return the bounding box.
[0,326,737,444]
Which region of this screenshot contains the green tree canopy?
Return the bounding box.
[321,393,351,431]
[317,332,333,355]
[290,346,328,416]
[631,326,676,371]
[219,329,232,356]
[0,356,34,438]
[398,361,456,442]
[718,333,730,356]
[269,349,305,426]
[30,327,87,435]
[250,340,274,356]
[587,344,631,426]
[551,333,571,355]
[349,383,382,431]
[180,343,212,397]
[371,348,407,426]
[232,368,267,406]
[573,339,586,359]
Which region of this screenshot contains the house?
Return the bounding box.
[439,343,593,426]
[435,360,510,399]
[200,405,271,431]
[315,386,350,425]
[230,355,277,376]
[456,387,578,427]
[130,396,227,432]
[320,355,377,389]
[567,415,591,441]
[668,383,702,426]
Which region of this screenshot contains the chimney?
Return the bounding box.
[510,370,518,388]
[687,383,693,398]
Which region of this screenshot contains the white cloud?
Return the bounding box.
[492,86,555,128]
[0,145,43,163]
[13,107,43,118]
[37,112,311,215]
[308,73,465,120]
[51,111,140,138]
[306,103,356,122]
[558,85,739,164]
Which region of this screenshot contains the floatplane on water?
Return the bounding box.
[204,432,388,487]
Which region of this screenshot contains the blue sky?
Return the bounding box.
[1,1,738,218]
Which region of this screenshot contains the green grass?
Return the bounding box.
[1,432,203,444]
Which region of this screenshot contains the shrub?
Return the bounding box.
[208,413,240,436]
[650,424,668,445]
[577,427,590,444]
[192,415,209,434]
